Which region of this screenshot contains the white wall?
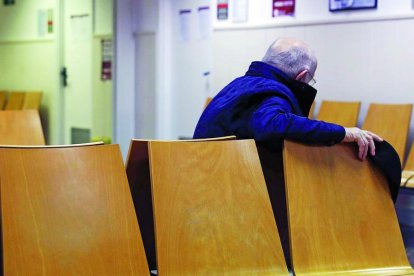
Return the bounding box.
[115,0,169,157]
[169,0,212,139]
[0,0,58,144]
[213,0,413,28]
[210,0,414,161]
[132,0,158,140]
[92,0,113,140]
[114,0,136,156]
[0,0,56,41]
[0,0,113,145]
[122,0,414,161]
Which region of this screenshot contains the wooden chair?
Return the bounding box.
[204,97,213,109]
[5,91,25,110]
[125,136,236,271]
[126,138,288,275]
[150,140,288,275]
[0,143,149,275]
[22,91,42,110]
[401,143,414,188]
[0,90,7,110]
[308,101,315,119]
[0,110,45,145]
[362,103,412,161]
[316,100,361,127]
[283,140,414,275]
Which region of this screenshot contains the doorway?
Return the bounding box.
[59,0,113,144]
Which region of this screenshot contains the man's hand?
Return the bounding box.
[342,127,384,160]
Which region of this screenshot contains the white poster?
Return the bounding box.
[38,9,47,37]
[198,6,211,40]
[232,0,248,22]
[179,9,192,42]
[70,14,91,43]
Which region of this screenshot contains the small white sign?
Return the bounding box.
[232,0,248,22]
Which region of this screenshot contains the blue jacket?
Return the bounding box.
[193,61,345,150]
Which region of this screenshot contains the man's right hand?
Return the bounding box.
[342,127,383,161]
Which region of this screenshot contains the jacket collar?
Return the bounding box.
[245,61,317,116]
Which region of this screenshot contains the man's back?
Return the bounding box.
[194,61,344,151]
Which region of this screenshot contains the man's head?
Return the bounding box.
[262,38,317,85]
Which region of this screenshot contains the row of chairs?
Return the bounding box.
[0,138,412,274]
[205,98,412,164]
[0,98,412,274]
[0,110,45,145]
[0,91,42,110]
[308,101,414,188]
[3,99,414,188]
[205,98,414,187]
[309,101,412,162]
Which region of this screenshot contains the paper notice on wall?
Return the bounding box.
[272,0,295,17]
[47,9,54,34]
[70,14,91,43]
[232,0,248,22]
[179,9,192,42]
[203,71,211,97]
[198,6,211,40]
[38,9,54,37]
[101,39,112,81]
[217,0,228,20]
[38,9,47,37]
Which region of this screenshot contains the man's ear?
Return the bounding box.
[295,70,308,82]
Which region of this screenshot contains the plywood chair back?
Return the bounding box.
[0,110,45,145]
[283,140,413,275]
[204,97,213,109]
[0,90,7,110]
[308,101,315,119]
[125,136,236,270]
[149,139,288,275]
[316,100,361,127]
[22,91,42,110]
[362,103,412,161]
[5,91,25,110]
[0,144,149,275]
[401,143,414,187]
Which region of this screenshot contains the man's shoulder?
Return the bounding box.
[222,74,292,97]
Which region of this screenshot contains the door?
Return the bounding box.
[61,0,93,144]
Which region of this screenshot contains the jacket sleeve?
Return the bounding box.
[248,96,346,146]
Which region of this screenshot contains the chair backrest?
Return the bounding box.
[149,140,288,275]
[22,91,42,110]
[125,136,236,270]
[0,90,7,110]
[283,140,413,275]
[316,100,361,127]
[5,91,25,110]
[0,144,149,275]
[204,97,213,109]
[0,110,45,145]
[401,143,414,187]
[308,101,315,119]
[362,103,412,161]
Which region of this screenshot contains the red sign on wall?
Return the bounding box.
[272,0,295,17]
[101,39,112,81]
[217,0,228,20]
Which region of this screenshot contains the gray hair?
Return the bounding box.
[262,39,317,80]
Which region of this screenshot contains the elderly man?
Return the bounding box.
[193,38,383,268]
[194,37,382,159]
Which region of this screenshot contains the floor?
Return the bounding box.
[395,187,414,266]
